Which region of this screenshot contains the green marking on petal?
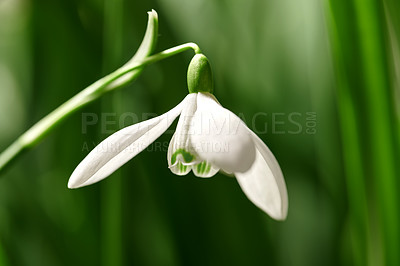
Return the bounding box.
[171,149,195,165]
[196,162,203,174]
[205,163,211,174]
[192,161,218,178]
[201,161,206,174]
[178,162,187,173]
[195,161,211,175]
[170,160,190,176]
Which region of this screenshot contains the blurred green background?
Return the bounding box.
[0,0,399,265]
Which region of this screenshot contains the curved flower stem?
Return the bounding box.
[0,42,201,173]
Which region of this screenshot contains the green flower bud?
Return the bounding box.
[187,54,214,94]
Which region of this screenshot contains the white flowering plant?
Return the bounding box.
[0,10,288,221]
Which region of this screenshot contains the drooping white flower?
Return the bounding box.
[68,54,288,220]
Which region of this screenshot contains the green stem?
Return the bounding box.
[327,0,399,264]
[327,9,370,263]
[352,0,399,265]
[101,0,123,265]
[0,42,201,173]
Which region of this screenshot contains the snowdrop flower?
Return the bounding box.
[68,54,288,220]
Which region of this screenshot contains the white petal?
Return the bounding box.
[189,92,256,173]
[173,93,198,150]
[167,94,200,176]
[167,134,194,176]
[169,161,192,176]
[168,132,219,178]
[235,131,288,220]
[68,95,190,189]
